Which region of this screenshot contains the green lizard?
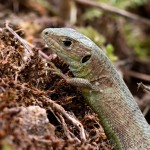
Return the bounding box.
[42,28,150,150]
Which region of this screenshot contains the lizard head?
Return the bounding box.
[42,28,104,69]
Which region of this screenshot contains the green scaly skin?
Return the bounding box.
[42,28,150,150]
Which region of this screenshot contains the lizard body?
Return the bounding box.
[42,28,150,150]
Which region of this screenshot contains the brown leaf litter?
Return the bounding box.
[0,26,113,149]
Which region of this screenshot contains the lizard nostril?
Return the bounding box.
[44,31,49,35]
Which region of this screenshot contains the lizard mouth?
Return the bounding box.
[42,35,61,54]
[42,30,54,47]
[42,35,69,61]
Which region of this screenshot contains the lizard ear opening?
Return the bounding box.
[81,54,91,63]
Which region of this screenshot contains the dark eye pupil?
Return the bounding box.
[63,40,72,47]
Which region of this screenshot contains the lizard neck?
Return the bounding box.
[70,50,150,149]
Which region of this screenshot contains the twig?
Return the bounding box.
[124,70,150,82]
[137,82,150,116]
[4,23,35,82]
[38,50,67,77]
[43,96,86,142]
[46,105,81,142]
[5,21,33,54]
[5,23,63,72]
[75,0,150,26]
[13,0,19,12]
[5,21,58,78]
[137,82,150,93]
[143,105,150,116]
[4,23,87,142]
[57,113,80,142]
[5,79,87,142]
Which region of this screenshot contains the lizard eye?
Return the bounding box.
[81,54,91,63]
[62,38,72,48]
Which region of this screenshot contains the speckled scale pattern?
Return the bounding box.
[42,28,150,150]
